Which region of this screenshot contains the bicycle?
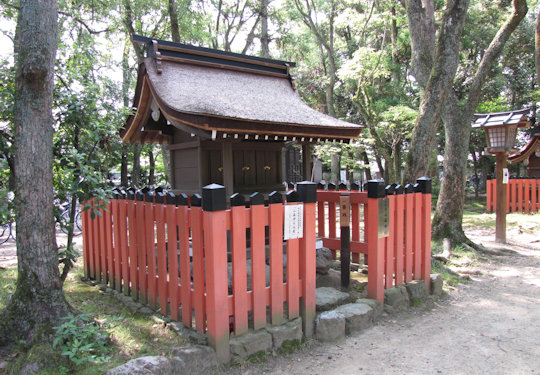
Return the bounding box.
[58,204,82,236]
[0,221,15,245]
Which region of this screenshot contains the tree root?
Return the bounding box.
[433,238,452,262]
[432,260,471,280]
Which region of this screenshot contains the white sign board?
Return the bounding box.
[284,204,304,240]
[340,169,347,183]
[502,168,509,184]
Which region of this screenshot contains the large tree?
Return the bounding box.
[1,0,72,349]
[405,0,528,244]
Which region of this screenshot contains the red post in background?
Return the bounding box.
[202,184,230,363]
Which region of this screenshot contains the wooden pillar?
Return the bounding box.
[302,143,312,181]
[222,141,234,197]
[495,152,507,243]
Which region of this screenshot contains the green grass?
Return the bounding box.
[1,259,188,374]
[0,267,16,307]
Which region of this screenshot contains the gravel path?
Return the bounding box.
[225,227,540,375]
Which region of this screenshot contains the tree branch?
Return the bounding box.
[463,0,528,117]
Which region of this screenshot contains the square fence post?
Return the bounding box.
[297,181,317,338]
[366,180,386,302]
[202,184,230,363]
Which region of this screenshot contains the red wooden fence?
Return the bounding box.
[486,179,540,213]
[316,178,432,301]
[82,182,317,363]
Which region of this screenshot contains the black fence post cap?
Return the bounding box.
[351,182,360,191]
[202,184,226,211]
[327,182,337,191]
[154,191,164,204]
[230,192,245,207]
[190,193,202,207]
[385,184,395,195]
[395,184,404,195]
[146,191,156,203]
[413,183,421,192]
[268,190,283,204]
[416,177,432,194]
[367,180,386,198]
[136,191,145,202]
[297,181,317,203]
[249,192,264,206]
[286,190,299,202]
[141,186,150,194]
[176,193,188,206]
[165,192,176,205]
[317,182,325,190]
[404,183,414,194]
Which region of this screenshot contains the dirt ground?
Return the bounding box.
[224,225,540,375]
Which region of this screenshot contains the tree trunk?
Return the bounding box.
[168,0,181,43]
[432,0,528,245]
[120,146,129,187]
[1,0,71,346]
[260,0,270,58]
[406,0,436,88]
[330,153,340,183]
[148,148,155,186]
[405,0,470,182]
[131,143,142,187]
[536,9,540,88]
[361,151,372,180]
[432,94,470,244]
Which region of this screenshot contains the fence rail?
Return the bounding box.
[486,179,540,213]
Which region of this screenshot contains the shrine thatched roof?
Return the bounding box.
[122,35,363,144]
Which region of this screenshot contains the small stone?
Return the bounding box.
[170,345,218,374]
[334,303,373,334]
[315,310,346,342]
[316,287,350,311]
[384,286,410,314]
[230,329,273,360]
[405,280,428,301]
[265,317,303,349]
[355,298,383,320]
[106,356,171,375]
[316,247,334,275]
[430,273,443,297]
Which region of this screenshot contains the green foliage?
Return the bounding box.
[53,313,117,366]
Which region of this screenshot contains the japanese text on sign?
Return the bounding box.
[284,204,304,240]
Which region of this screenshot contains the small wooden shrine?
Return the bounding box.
[509,126,540,178]
[122,35,362,195]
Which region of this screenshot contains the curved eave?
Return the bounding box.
[508,135,540,163]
